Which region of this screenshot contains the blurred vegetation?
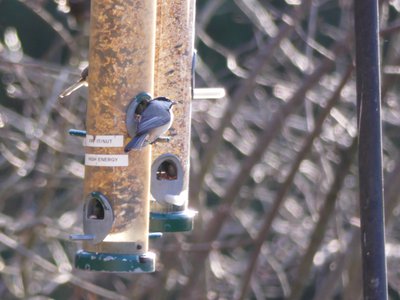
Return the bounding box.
[0,0,400,299]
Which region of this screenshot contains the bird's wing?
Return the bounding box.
[136,115,170,135]
[124,134,148,152]
[135,100,171,134]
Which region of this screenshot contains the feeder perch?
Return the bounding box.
[69,129,87,137]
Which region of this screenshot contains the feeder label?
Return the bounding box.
[84,135,124,147]
[85,154,129,167]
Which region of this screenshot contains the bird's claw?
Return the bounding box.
[150,136,171,145]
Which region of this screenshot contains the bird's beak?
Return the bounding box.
[171,101,177,106]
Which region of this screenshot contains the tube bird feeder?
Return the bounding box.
[71,0,157,272]
[149,0,197,232]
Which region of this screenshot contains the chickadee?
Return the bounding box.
[59,66,89,99]
[124,97,176,152]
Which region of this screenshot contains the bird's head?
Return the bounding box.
[154,97,177,110]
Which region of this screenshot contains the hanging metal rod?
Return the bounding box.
[354,0,388,299]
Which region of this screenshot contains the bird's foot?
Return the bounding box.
[150,136,171,144]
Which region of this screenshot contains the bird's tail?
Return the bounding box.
[124,134,148,152]
[59,80,87,99]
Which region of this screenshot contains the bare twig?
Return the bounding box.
[0,232,129,300]
[179,37,347,299]
[236,65,353,300]
[287,138,357,300]
[190,0,313,205]
[17,0,79,54]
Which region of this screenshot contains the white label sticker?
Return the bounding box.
[85,154,128,167]
[84,135,124,147]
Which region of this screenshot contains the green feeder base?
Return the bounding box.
[75,250,155,273]
[150,209,197,232]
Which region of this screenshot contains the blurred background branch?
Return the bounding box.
[0,0,400,299]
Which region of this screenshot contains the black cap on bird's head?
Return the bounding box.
[153,96,176,109]
[153,96,172,102]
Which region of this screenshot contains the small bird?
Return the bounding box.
[124,97,176,152]
[59,66,89,99]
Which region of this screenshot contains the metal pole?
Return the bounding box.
[354,0,388,298]
[73,0,157,272]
